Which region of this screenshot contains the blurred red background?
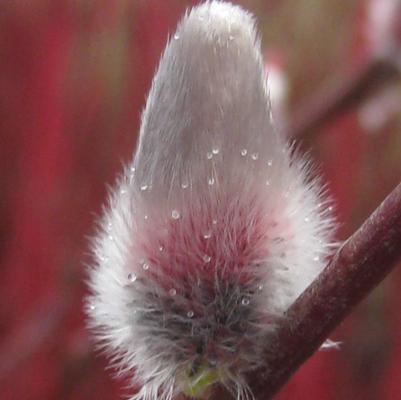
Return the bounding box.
[0,1,400,399]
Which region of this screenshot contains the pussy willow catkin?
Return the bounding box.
[86,2,336,399]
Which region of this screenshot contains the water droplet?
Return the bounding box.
[159,245,165,252]
[181,182,189,189]
[212,148,220,155]
[108,235,114,241]
[144,215,148,220]
[328,206,333,212]
[212,219,217,225]
[241,297,250,306]
[171,209,180,220]
[257,284,264,291]
[120,189,127,195]
[187,310,194,318]
[169,288,177,296]
[142,263,149,271]
[203,231,212,239]
[304,217,310,222]
[240,148,247,156]
[313,256,320,262]
[267,160,273,167]
[207,152,213,160]
[209,358,217,366]
[130,166,136,173]
[174,33,180,40]
[89,304,96,311]
[266,180,270,186]
[203,254,211,263]
[251,153,259,160]
[140,184,148,191]
[208,177,215,186]
[128,273,137,283]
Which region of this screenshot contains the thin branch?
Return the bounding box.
[245,181,401,399]
[287,57,400,139]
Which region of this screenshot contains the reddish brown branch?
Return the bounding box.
[287,58,400,139]
[245,182,401,399]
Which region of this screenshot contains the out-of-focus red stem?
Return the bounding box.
[288,58,400,139]
[0,288,73,381]
[246,182,401,399]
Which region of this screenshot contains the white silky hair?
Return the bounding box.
[86,2,336,400]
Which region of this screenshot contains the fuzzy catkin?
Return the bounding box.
[86,2,336,400]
